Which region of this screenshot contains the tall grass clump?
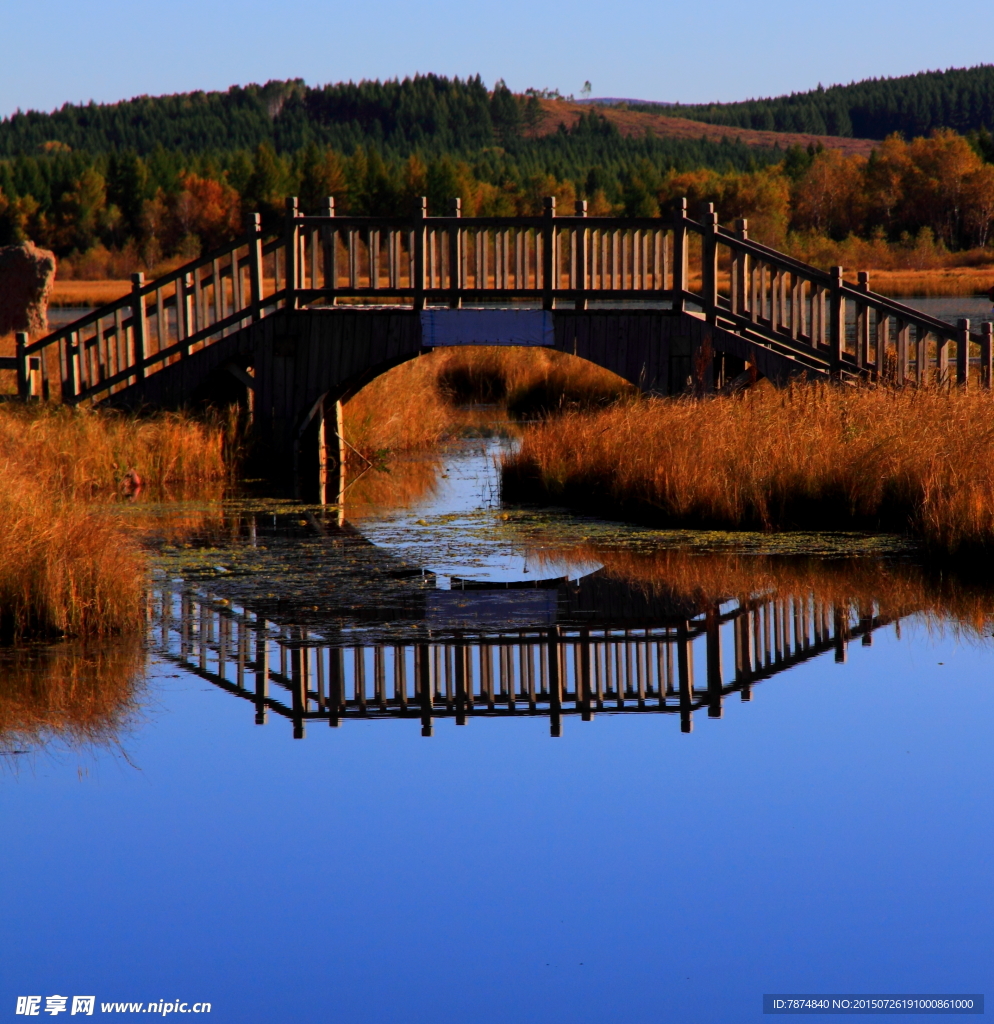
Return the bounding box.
[502,382,994,559]
[343,357,454,463]
[0,403,230,639]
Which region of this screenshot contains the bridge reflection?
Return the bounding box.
[149,580,893,738]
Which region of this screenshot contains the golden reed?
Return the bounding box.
[0,403,228,638]
[503,382,994,559]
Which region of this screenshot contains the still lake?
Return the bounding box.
[3,295,993,1022]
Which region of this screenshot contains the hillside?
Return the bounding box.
[532,99,877,157]
[642,64,994,139]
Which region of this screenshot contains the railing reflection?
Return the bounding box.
[149,582,893,738]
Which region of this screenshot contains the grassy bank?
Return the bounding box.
[502,382,994,560]
[0,404,229,639]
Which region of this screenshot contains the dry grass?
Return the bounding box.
[503,382,994,559]
[342,348,632,463]
[0,636,145,754]
[48,280,132,307]
[343,356,455,463]
[432,346,633,415]
[0,403,230,638]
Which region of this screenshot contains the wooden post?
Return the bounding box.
[896,319,910,383]
[417,643,433,736]
[542,196,556,311]
[284,197,299,310]
[981,322,993,389]
[254,625,269,725]
[829,266,844,375]
[15,332,29,398]
[700,203,718,324]
[672,198,688,313]
[574,199,588,311]
[413,197,426,311]
[60,332,78,402]
[856,271,870,371]
[547,627,562,737]
[733,218,748,317]
[247,213,264,320]
[321,197,337,305]
[706,608,722,719]
[131,272,147,379]
[956,318,970,387]
[937,328,950,385]
[677,621,694,734]
[448,197,462,309]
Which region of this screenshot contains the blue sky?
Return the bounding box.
[2,0,993,118]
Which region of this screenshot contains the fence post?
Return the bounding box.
[700,202,718,324]
[829,266,845,376]
[574,199,588,311]
[131,272,147,379]
[733,218,748,317]
[15,331,29,398]
[956,318,970,387]
[248,213,264,320]
[321,197,337,306]
[284,197,299,311]
[981,322,992,389]
[448,197,462,309]
[856,271,870,371]
[413,197,426,311]
[672,198,688,313]
[542,196,556,311]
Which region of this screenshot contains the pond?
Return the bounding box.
[1,434,991,1023]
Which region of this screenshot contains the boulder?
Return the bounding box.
[0,240,56,337]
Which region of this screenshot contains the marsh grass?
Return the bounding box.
[0,403,230,638]
[342,347,632,464]
[503,382,994,560]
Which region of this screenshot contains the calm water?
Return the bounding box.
[1,438,991,1023]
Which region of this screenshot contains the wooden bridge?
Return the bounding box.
[149,577,893,739]
[14,195,994,492]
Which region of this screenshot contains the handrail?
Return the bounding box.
[15,195,993,403]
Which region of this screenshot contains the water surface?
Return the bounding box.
[1,439,991,1024]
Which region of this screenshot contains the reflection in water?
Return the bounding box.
[148,559,910,739]
[0,637,146,757]
[138,437,994,743]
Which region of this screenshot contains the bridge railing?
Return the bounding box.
[18,195,994,403]
[17,215,289,404]
[150,579,892,738]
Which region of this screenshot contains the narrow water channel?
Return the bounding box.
[2,428,992,1022]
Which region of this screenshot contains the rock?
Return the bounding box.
[0,240,56,337]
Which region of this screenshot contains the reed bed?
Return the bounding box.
[0,403,229,638]
[503,382,994,559]
[343,348,630,464]
[432,346,633,414]
[343,356,454,463]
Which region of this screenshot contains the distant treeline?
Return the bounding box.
[0,74,770,166]
[644,64,994,140]
[3,75,994,275]
[0,78,778,262]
